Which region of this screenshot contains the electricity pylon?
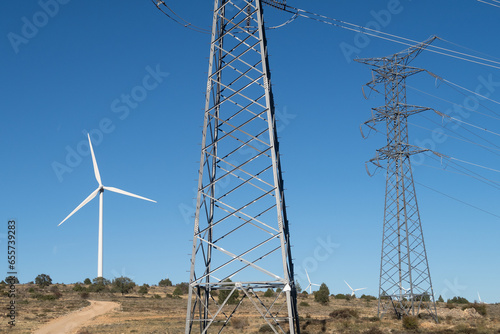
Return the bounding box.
[185,1,300,333]
[355,37,439,322]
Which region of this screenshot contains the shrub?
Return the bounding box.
[258,324,274,332]
[217,280,240,305]
[80,292,89,299]
[464,303,487,316]
[153,294,161,299]
[360,294,377,301]
[111,276,136,295]
[159,278,173,287]
[173,282,189,296]
[28,287,35,293]
[437,295,444,302]
[264,288,275,298]
[83,278,92,285]
[35,274,52,288]
[314,283,330,305]
[89,277,111,293]
[138,284,149,295]
[335,293,351,300]
[6,276,19,284]
[402,315,419,330]
[329,308,359,319]
[50,286,62,299]
[447,296,469,304]
[299,301,310,307]
[231,317,249,329]
[73,283,86,292]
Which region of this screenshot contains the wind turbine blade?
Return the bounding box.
[354,288,367,291]
[103,186,157,203]
[344,280,353,291]
[305,269,311,284]
[312,283,320,287]
[58,188,100,226]
[88,134,102,186]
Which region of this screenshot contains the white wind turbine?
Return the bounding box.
[58,134,156,278]
[304,269,320,293]
[344,280,366,297]
[477,291,483,304]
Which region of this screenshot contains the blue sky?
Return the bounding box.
[1,0,499,304]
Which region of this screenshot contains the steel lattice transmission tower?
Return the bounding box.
[185,1,300,333]
[355,37,439,322]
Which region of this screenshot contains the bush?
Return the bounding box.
[89,277,111,293]
[314,283,330,305]
[33,293,57,301]
[402,315,419,330]
[73,283,86,292]
[231,317,249,329]
[299,301,310,307]
[447,296,469,304]
[112,276,136,295]
[173,282,189,296]
[218,279,240,305]
[360,294,377,301]
[80,292,89,299]
[84,278,92,285]
[138,284,149,295]
[258,324,274,332]
[335,293,351,300]
[152,294,162,299]
[6,276,19,284]
[158,278,173,287]
[35,274,52,288]
[264,288,275,297]
[329,308,359,319]
[464,303,487,316]
[50,286,62,299]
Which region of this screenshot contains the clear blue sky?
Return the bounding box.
[1,0,499,304]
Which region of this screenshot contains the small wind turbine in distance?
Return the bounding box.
[477,291,484,304]
[304,269,320,294]
[344,280,366,297]
[58,134,157,278]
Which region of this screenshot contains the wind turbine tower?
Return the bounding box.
[355,38,438,321]
[184,0,300,333]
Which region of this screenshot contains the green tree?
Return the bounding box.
[159,278,173,287]
[84,278,92,285]
[295,282,302,293]
[112,276,136,295]
[218,279,240,305]
[264,288,275,297]
[314,283,330,305]
[89,277,111,292]
[5,276,19,284]
[437,295,444,303]
[138,284,149,295]
[447,296,469,304]
[35,274,52,288]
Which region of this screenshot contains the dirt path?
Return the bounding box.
[33,300,120,334]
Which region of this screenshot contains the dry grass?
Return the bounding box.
[1,284,499,333]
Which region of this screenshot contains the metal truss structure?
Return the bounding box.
[355,37,439,322]
[185,1,300,333]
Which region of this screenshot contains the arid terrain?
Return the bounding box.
[1,283,500,333]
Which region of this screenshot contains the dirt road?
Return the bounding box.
[33,300,120,334]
